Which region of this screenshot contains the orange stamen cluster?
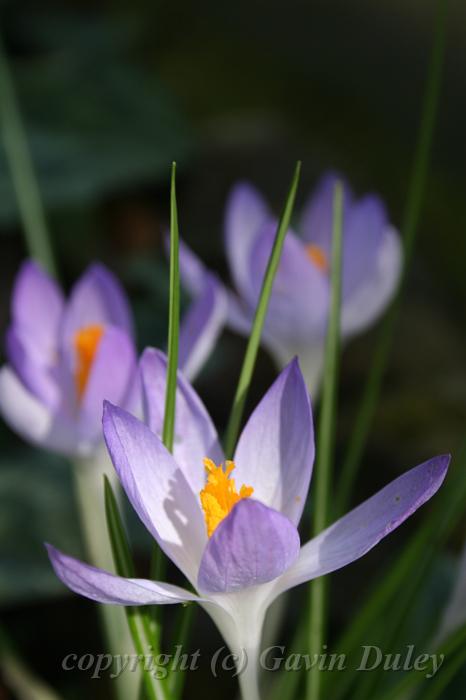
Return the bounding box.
[74,324,104,399]
[306,244,329,272]
[200,458,253,537]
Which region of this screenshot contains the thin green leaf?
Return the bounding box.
[335,0,449,516]
[0,31,56,275]
[324,443,466,700]
[104,477,170,700]
[224,161,301,458]
[374,621,466,700]
[150,162,181,645]
[168,604,195,699]
[163,161,180,452]
[307,182,344,700]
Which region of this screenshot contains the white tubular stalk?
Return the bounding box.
[73,447,140,700]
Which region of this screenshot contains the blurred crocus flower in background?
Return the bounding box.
[180,172,402,393]
[47,350,448,700]
[0,258,225,457]
[0,260,137,457]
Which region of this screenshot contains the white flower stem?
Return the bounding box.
[72,449,140,700]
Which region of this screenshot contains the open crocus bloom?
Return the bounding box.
[47,350,449,699]
[0,260,224,457]
[0,260,138,457]
[180,172,402,393]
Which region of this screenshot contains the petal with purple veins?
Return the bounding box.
[233,359,314,525]
[273,455,450,597]
[198,499,300,594]
[140,348,224,496]
[103,402,207,584]
[46,544,200,606]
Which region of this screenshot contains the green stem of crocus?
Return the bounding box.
[307,182,344,700]
[335,0,449,517]
[224,161,302,458]
[73,451,141,700]
[104,477,170,700]
[0,32,57,276]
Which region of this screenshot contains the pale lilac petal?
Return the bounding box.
[179,274,228,381]
[198,500,300,593]
[140,348,224,496]
[0,366,78,455]
[226,292,254,336]
[61,263,133,349]
[341,226,402,338]
[77,326,137,443]
[224,183,270,303]
[103,402,207,584]
[6,327,60,408]
[249,223,329,346]
[46,544,199,605]
[300,171,353,249]
[9,260,64,363]
[178,238,209,298]
[342,194,388,298]
[233,359,314,525]
[274,455,450,596]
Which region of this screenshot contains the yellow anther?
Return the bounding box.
[74,324,105,400]
[200,458,253,537]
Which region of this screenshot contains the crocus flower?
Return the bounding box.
[179,172,402,393]
[47,350,448,700]
[0,259,225,457]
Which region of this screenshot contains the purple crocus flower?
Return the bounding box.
[0,260,224,457]
[180,172,402,393]
[0,260,137,457]
[46,350,448,700]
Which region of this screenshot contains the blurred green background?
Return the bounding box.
[0,0,465,697]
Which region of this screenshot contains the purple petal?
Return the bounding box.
[6,327,60,408]
[46,544,199,605]
[224,183,270,303]
[275,455,450,595]
[77,326,137,443]
[178,238,209,298]
[140,348,224,496]
[9,260,64,364]
[179,274,228,381]
[103,402,207,584]
[233,359,314,525]
[341,225,402,338]
[300,171,353,250]
[0,367,78,455]
[342,194,388,298]
[198,499,300,593]
[249,223,329,346]
[61,263,133,349]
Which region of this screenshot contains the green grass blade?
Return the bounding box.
[307,182,344,700]
[168,604,195,698]
[163,161,181,452]
[374,621,466,700]
[324,442,466,700]
[0,32,56,276]
[224,161,301,458]
[104,477,170,700]
[335,0,449,517]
